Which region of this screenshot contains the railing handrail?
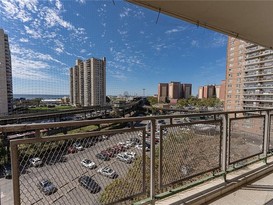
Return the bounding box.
[1,109,272,133]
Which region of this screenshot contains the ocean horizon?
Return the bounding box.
[13,94,69,100]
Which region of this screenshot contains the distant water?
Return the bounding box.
[13,94,69,100]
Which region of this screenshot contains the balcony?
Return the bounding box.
[1,110,273,204]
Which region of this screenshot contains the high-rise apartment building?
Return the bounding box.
[226,36,273,111]
[225,37,246,111]
[158,83,169,103]
[158,82,192,103]
[168,82,181,100]
[70,57,106,107]
[198,82,225,101]
[198,85,216,99]
[0,29,13,115]
[181,83,192,99]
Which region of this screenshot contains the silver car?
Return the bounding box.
[97,167,117,178]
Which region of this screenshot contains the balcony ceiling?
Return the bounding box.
[127,0,273,49]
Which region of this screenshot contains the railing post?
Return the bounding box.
[150,118,156,205]
[263,110,270,163]
[10,141,20,205]
[221,114,228,181]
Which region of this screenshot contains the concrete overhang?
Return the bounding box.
[127,0,273,48]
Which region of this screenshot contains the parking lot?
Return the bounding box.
[1,129,148,205]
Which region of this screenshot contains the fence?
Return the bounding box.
[0,109,272,204]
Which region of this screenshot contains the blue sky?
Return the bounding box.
[0,0,227,96]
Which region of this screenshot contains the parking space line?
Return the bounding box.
[31,197,43,205]
[51,194,64,204]
[59,182,69,188]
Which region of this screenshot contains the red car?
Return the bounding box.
[101,149,115,158]
[67,146,77,154]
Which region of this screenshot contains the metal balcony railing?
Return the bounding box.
[1,109,273,205]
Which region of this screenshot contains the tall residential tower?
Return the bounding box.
[70,57,106,107]
[0,29,13,115]
[225,36,273,111]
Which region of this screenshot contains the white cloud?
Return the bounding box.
[10,43,66,81]
[165,26,186,34]
[80,49,86,53]
[54,39,65,54]
[211,34,227,47]
[24,25,42,39]
[117,29,128,35]
[19,38,28,42]
[120,7,131,18]
[76,0,85,4]
[0,0,39,22]
[191,40,199,47]
[55,0,62,10]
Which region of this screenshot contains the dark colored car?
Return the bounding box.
[37,180,57,195]
[67,146,77,154]
[101,149,115,158]
[46,156,67,165]
[130,137,141,144]
[3,164,12,179]
[84,138,96,147]
[95,153,110,161]
[78,176,101,193]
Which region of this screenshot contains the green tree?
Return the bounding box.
[177,99,187,107]
[147,96,158,105]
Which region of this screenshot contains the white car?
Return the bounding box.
[29,157,43,167]
[81,159,96,169]
[135,145,150,151]
[116,153,132,164]
[97,167,117,178]
[118,142,130,149]
[124,152,136,160]
[73,143,84,151]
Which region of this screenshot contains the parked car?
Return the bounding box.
[95,153,110,161]
[37,179,57,195]
[135,144,150,151]
[29,157,43,167]
[78,176,101,193]
[46,156,67,165]
[101,149,115,158]
[73,142,84,151]
[81,159,97,169]
[102,135,109,140]
[97,167,117,178]
[67,146,78,154]
[116,153,132,164]
[84,138,96,147]
[130,137,141,144]
[3,164,12,179]
[124,152,137,160]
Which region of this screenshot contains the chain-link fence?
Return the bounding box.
[229,116,265,165]
[11,128,147,205]
[1,110,272,204]
[159,120,222,189]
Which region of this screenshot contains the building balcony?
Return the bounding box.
[1,109,273,204]
[246,50,273,60]
[245,46,265,54]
